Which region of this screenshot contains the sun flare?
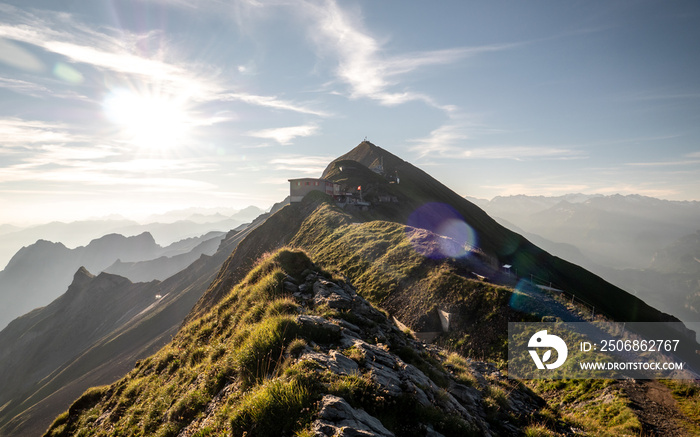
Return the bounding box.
[103,88,191,151]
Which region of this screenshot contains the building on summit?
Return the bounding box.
[288,178,341,203]
[287,177,371,210]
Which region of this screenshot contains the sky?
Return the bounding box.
[1,0,699,225]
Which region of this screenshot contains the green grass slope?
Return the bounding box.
[289,202,526,360]
[44,249,563,437]
[186,195,323,323]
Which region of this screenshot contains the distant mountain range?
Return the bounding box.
[0,206,265,270]
[0,231,225,331]
[471,194,700,336]
[103,231,227,282]
[469,194,700,270]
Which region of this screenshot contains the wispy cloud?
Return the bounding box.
[269,154,334,175]
[0,36,44,72]
[247,124,320,145]
[0,7,198,94]
[30,144,121,163]
[408,117,486,157]
[0,4,329,118]
[302,0,519,108]
[0,150,216,190]
[480,181,680,200]
[0,77,91,101]
[383,45,521,77]
[220,92,330,117]
[464,146,584,161]
[625,159,700,167]
[0,115,218,192]
[0,118,88,149]
[623,150,700,167]
[407,114,580,161]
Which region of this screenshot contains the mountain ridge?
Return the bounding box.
[44,249,563,437]
[184,142,695,369]
[0,231,232,331]
[0,232,162,330]
[321,142,683,324]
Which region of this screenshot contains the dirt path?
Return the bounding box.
[619,379,688,436]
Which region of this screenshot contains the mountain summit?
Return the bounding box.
[321,141,522,255]
[319,142,683,325]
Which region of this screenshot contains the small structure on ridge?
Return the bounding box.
[288,178,341,203]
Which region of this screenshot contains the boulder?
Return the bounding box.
[312,395,394,437]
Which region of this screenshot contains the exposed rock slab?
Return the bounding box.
[313,395,394,437]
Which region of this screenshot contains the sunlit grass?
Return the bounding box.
[661,379,700,434]
[529,379,642,437]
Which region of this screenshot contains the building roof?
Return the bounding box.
[287,177,332,182]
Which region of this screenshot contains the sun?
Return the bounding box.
[103,87,192,151]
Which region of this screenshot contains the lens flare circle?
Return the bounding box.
[406,202,477,259]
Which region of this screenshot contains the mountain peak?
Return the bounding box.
[70,266,95,290]
[74,266,93,276]
[90,231,156,246]
[322,141,404,179]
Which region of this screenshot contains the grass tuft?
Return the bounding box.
[235,316,300,385]
[444,352,477,386]
[230,378,313,436]
[523,423,557,437]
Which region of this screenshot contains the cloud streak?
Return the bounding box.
[269,154,334,175]
[0,7,195,93]
[625,160,700,167]
[0,147,216,191]
[302,0,520,108]
[407,114,581,162]
[0,4,330,119]
[0,114,218,193]
[410,129,584,161]
[220,92,330,117]
[0,118,89,149]
[0,77,91,101]
[247,124,320,145]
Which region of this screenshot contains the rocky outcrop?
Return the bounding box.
[287,270,553,436]
[313,395,394,437]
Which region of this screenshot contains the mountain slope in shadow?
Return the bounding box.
[0,210,279,437]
